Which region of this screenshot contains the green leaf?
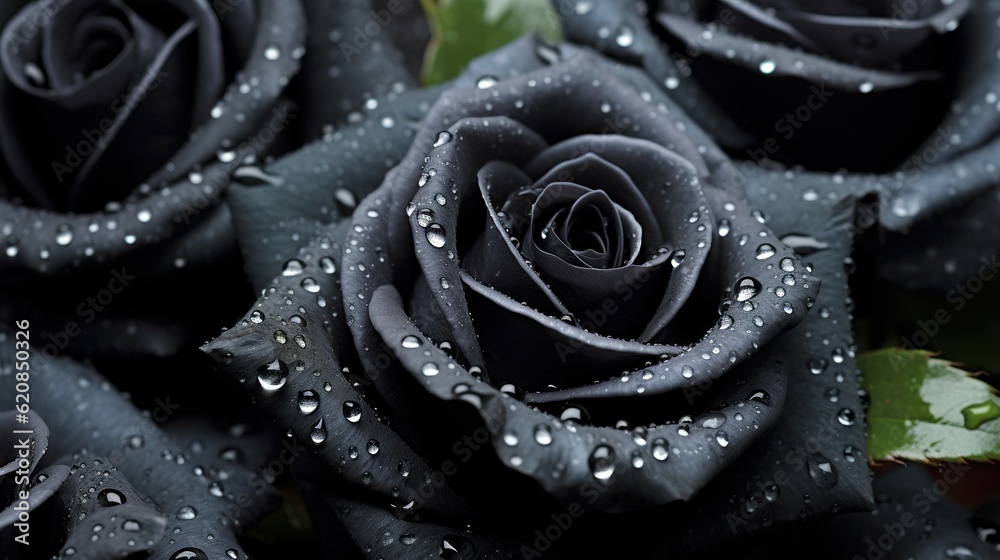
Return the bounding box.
[419,0,563,85]
[858,349,1000,462]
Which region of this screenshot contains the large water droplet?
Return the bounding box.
[263,43,281,60]
[651,438,669,461]
[172,549,207,560]
[961,400,1000,429]
[343,401,362,422]
[433,131,452,148]
[401,335,421,349]
[426,224,446,248]
[755,244,775,260]
[715,431,730,447]
[589,445,615,480]
[55,224,74,246]
[98,489,126,506]
[759,60,776,74]
[310,419,328,444]
[282,259,305,276]
[837,408,855,426]
[735,277,761,302]
[476,75,499,89]
[615,25,635,47]
[534,425,553,445]
[176,505,197,520]
[257,359,288,391]
[807,453,838,489]
[298,390,320,414]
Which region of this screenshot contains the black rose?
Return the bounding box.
[0,0,306,357]
[204,37,875,557]
[559,0,1000,292]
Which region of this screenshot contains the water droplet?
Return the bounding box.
[343,401,362,422]
[759,60,776,74]
[780,257,795,272]
[843,445,856,463]
[282,259,305,276]
[670,249,686,268]
[310,419,327,444]
[756,244,775,259]
[615,25,635,47]
[298,390,320,414]
[715,431,730,447]
[476,75,499,89]
[319,257,337,274]
[55,224,74,246]
[859,81,874,93]
[176,505,197,520]
[98,489,126,506]
[172,549,206,560]
[589,445,615,480]
[503,432,518,446]
[426,224,446,248]
[263,43,281,60]
[367,439,380,455]
[808,358,828,375]
[123,519,141,531]
[718,219,731,237]
[837,408,855,426]
[717,315,734,330]
[735,277,761,302]
[702,413,726,429]
[433,131,453,148]
[575,0,593,14]
[961,400,1000,429]
[807,453,838,489]
[421,363,439,376]
[783,302,793,314]
[534,425,553,445]
[681,365,694,378]
[748,390,771,406]
[208,482,224,498]
[301,277,320,293]
[652,438,669,461]
[401,335,421,349]
[257,359,288,391]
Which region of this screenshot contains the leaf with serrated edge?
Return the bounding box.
[859,349,1000,462]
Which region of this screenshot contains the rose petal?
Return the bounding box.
[201,223,479,522]
[370,284,787,510]
[0,350,279,560]
[294,0,415,139]
[657,13,939,92]
[525,186,818,403]
[54,454,167,560]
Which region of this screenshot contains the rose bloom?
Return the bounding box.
[0,0,305,357]
[205,37,871,558]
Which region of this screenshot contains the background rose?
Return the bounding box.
[204,37,874,557]
[558,0,1000,297]
[0,0,307,358]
